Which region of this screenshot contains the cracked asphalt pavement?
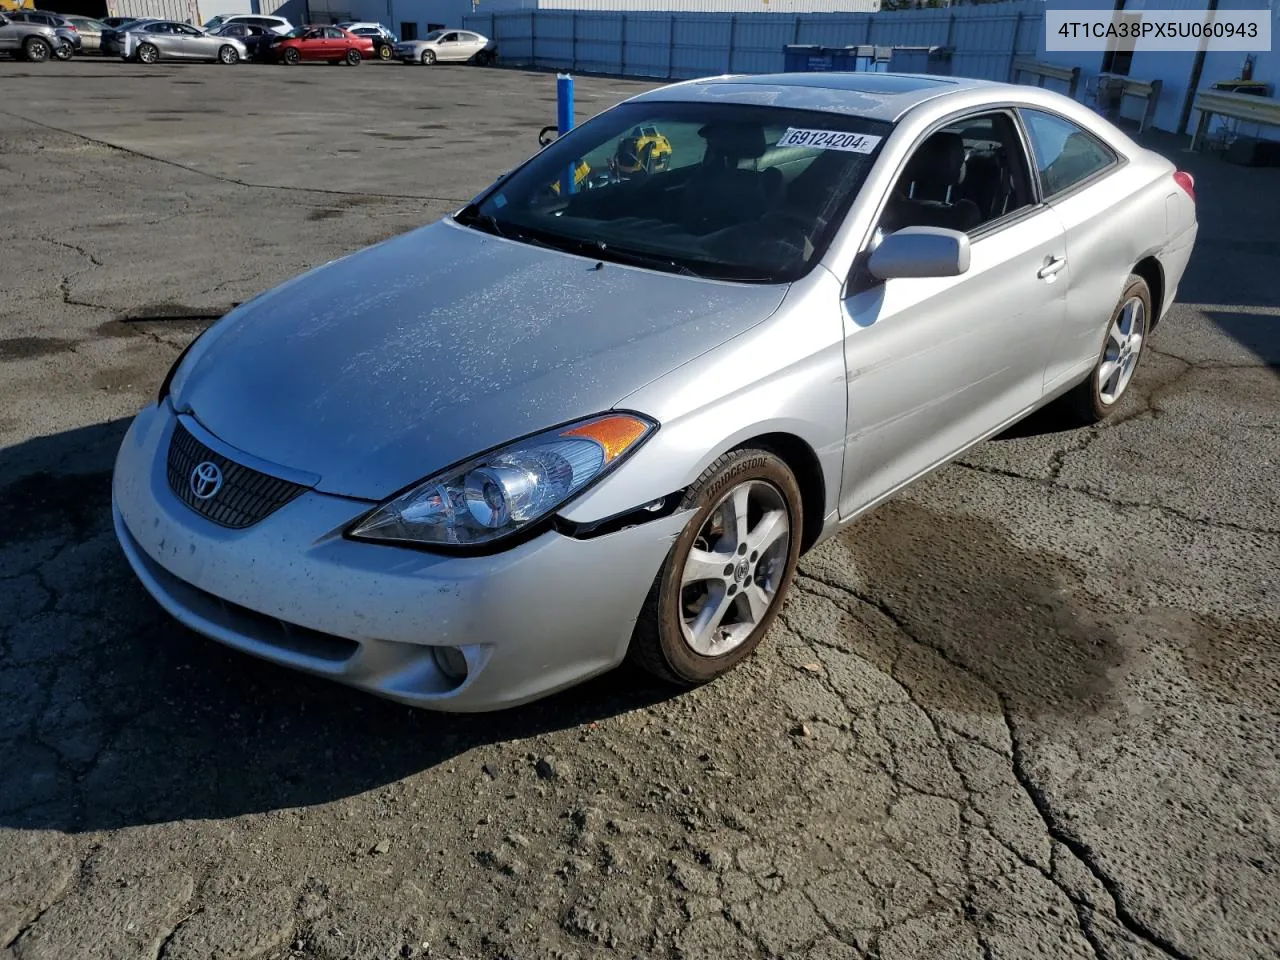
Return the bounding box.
[1,61,1277,960]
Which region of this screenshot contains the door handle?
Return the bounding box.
[1037,256,1067,279]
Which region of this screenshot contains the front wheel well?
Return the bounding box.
[1132,256,1165,329]
[735,432,826,554]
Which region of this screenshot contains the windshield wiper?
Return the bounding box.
[584,240,699,277]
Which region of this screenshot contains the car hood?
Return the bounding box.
[176,219,788,500]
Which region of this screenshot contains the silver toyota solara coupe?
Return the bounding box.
[112,73,1197,711]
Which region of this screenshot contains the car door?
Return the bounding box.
[438,31,463,60]
[143,22,179,58]
[0,17,16,53]
[457,32,483,59]
[1017,108,1129,395]
[838,110,1070,516]
[179,23,214,58]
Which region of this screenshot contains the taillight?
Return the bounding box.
[1173,170,1195,202]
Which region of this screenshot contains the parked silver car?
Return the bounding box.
[113,73,1197,711]
[394,28,493,65]
[64,15,107,54]
[0,13,59,61]
[3,9,78,58]
[116,19,247,64]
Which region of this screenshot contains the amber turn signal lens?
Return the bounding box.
[561,415,652,463]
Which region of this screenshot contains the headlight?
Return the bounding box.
[347,413,655,550]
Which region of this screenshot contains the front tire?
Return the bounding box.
[629,448,803,686]
[282,47,300,65]
[217,44,239,64]
[1057,274,1152,425]
[53,39,74,60]
[23,36,52,62]
[421,49,435,65]
[377,44,391,61]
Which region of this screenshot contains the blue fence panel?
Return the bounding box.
[575,14,624,75]
[622,13,673,78]
[798,17,870,48]
[670,15,733,79]
[469,3,1046,83]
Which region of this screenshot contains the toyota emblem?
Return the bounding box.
[190,461,223,500]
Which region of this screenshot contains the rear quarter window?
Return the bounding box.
[1020,109,1118,199]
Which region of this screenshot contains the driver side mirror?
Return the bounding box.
[867,226,971,281]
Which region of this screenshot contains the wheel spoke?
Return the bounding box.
[719,485,750,552]
[682,547,731,586]
[1108,323,1125,350]
[741,583,772,625]
[1098,360,1120,396]
[688,586,733,654]
[747,508,788,558]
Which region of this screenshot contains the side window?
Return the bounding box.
[442,32,459,42]
[878,111,1035,239]
[1020,110,1117,199]
[325,27,344,38]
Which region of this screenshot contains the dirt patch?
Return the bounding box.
[0,337,77,362]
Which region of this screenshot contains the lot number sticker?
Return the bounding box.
[778,128,882,153]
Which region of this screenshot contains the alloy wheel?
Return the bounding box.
[137,43,157,63]
[1098,296,1145,405]
[678,479,790,656]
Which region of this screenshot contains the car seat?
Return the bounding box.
[883,132,983,233]
[681,123,782,233]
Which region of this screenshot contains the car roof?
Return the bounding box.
[629,72,998,123]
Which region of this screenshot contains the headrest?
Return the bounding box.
[698,123,768,160]
[903,132,967,184]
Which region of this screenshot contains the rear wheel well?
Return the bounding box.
[1133,257,1165,328]
[737,433,826,554]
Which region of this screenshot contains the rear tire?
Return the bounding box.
[345,48,361,65]
[22,36,52,62]
[217,44,238,64]
[628,448,803,686]
[135,42,158,64]
[53,39,75,60]
[1055,274,1151,426]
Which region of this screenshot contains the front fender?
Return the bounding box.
[558,266,848,528]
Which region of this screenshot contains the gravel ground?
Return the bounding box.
[0,61,1277,960]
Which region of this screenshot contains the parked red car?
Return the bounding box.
[274,26,373,65]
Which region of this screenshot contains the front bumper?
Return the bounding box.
[112,403,688,711]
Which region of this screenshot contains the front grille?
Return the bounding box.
[166,421,308,529]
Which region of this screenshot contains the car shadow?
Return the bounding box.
[0,419,680,834]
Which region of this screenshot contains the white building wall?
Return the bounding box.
[1034,0,1279,140]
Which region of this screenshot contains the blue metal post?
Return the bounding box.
[557,73,576,196]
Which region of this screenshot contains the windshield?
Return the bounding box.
[422,30,444,41]
[461,101,890,283]
[203,16,224,28]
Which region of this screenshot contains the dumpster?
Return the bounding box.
[784,45,833,72]
[889,45,953,76]
[784,44,892,74]
[831,45,891,73]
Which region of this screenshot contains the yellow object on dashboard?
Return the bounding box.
[615,126,672,176]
